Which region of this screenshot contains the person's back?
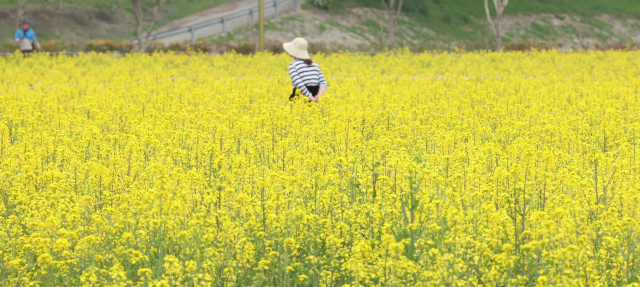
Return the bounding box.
[14,19,40,53]
[283,38,328,102]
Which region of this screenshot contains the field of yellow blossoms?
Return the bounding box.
[1,50,640,286]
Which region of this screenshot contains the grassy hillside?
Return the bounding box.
[347,0,640,18]
[343,0,640,42]
[0,0,231,41]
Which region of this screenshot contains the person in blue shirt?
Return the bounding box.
[14,19,40,53]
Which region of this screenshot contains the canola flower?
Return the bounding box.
[0,50,640,286]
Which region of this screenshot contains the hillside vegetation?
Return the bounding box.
[0,0,231,42]
[344,0,640,42]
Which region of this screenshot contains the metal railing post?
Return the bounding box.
[275,1,279,20]
[295,0,299,13]
[222,18,227,34]
[250,9,254,23]
[190,26,195,43]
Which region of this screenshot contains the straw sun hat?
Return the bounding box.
[283,38,310,60]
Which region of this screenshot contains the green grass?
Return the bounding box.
[559,24,578,36]
[361,19,379,30]
[326,19,372,42]
[539,17,553,25]
[263,21,283,32]
[344,0,640,17]
[317,23,327,34]
[360,19,385,41]
[529,22,557,39]
[281,14,303,22]
[325,19,342,29]
[209,29,238,44]
[581,17,613,31]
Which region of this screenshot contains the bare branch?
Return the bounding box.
[484,0,497,36]
[485,0,509,51]
[497,0,509,15]
[144,0,168,38]
[24,0,54,12]
[396,0,404,17]
[15,0,54,22]
[110,0,136,25]
[379,0,389,11]
[379,0,404,48]
[132,0,142,25]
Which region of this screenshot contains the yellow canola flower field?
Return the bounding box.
[1,51,640,286]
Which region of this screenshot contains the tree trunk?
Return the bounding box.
[495,10,502,52]
[380,0,403,49]
[484,0,508,52]
[113,0,165,51]
[388,19,395,49]
[133,0,146,51]
[377,17,385,48]
[387,0,395,49]
[137,25,146,51]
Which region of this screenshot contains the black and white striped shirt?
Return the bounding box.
[288,59,328,98]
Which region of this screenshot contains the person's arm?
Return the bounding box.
[31,31,40,50]
[14,30,21,43]
[289,64,313,98]
[316,65,328,99]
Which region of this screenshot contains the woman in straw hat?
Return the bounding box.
[283,38,328,102]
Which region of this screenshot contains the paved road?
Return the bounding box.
[151,0,297,43]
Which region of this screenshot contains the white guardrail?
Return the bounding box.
[149,0,300,43]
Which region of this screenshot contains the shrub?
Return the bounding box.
[64,42,80,52]
[83,40,135,53]
[189,41,211,53]
[467,41,492,51]
[83,40,121,53]
[267,42,285,54]
[1,40,19,52]
[311,0,335,9]
[41,40,65,52]
[503,40,532,52]
[228,42,256,55]
[534,40,553,50]
[145,41,166,53]
[167,42,186,52]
